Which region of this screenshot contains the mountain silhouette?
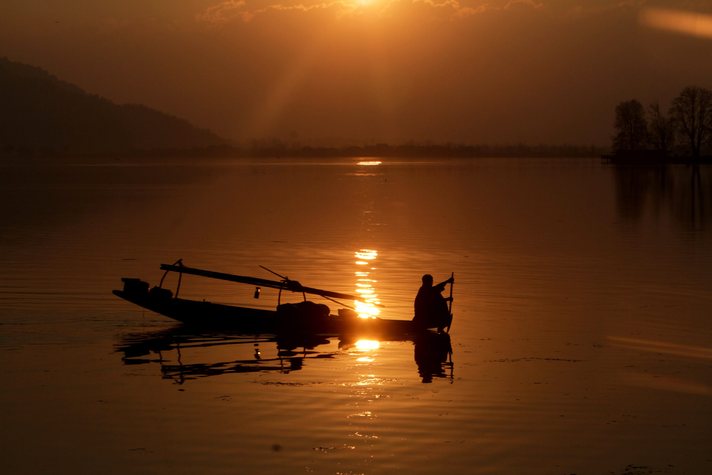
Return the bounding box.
[0,57,226,157]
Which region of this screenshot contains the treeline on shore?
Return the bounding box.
[610,85,712,161]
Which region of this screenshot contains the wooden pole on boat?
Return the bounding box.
[446,272,454,333]
[159,263,361,301]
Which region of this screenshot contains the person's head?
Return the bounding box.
[421,274,433,286]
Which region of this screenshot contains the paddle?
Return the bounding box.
[446,272,454,333]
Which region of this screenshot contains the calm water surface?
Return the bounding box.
[1,157,711,474]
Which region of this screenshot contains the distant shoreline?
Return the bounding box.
[1,143,606,161]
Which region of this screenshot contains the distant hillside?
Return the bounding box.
[0,57,226,157]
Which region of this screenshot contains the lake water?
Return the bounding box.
[1,157,711,474]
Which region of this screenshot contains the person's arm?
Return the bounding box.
[435,276,454,291]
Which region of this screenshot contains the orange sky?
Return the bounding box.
[2,0,712,146]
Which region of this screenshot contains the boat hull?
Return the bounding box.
[113,289,425,338]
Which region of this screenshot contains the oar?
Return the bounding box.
[446,272,454,333]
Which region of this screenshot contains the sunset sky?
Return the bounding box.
[2,0,711,146]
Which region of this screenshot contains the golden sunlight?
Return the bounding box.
[354,248,381,318]
[641,8,712,40]
[354,338,380,362]
[355,249,378,260]
[354,339,381,351]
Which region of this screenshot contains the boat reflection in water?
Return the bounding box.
[116,326,453,385]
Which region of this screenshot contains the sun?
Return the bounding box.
[355,0,376,7]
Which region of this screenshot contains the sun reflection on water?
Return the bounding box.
[353,159,383,177]
[353,248,381,318]
[354,339,380,351]
[354,338,380,362]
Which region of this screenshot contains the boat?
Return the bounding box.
[113,260,453,338]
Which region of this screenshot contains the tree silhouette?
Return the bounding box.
[613,99,648,153]
[670,86,712,159]
[647,102,675,155]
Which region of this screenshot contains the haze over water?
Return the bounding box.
[1,157,711,474]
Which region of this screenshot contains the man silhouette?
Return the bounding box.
[413,274,453,331]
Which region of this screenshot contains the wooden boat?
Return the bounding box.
[113,261,452,338]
